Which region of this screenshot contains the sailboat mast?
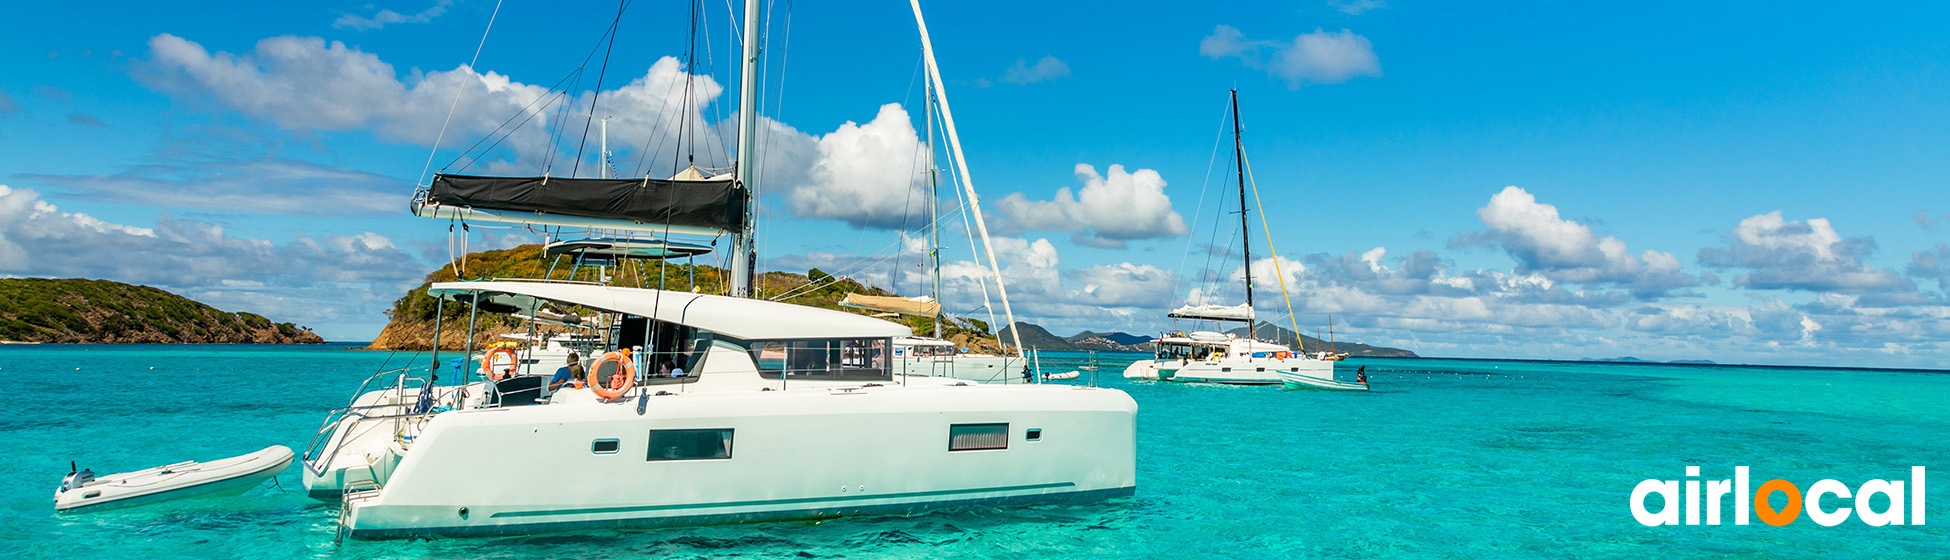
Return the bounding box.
[910,0,1025,358]
[1231,89,1253,312]
[730,0,763,297]
[599,118,609,179]
[926,79,943,339]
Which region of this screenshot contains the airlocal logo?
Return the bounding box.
[1631,466,1926,527]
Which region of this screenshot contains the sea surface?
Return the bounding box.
[1,344,1944,559]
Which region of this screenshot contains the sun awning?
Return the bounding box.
[1168,303,1255,322]
[418,173,748,235]
[839,293,940,318]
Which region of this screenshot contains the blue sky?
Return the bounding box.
[3,1,1949,367]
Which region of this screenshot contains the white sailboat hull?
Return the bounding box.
[336,384,1136,539]
[894,355,1028,384]
[1128,357,1334,385]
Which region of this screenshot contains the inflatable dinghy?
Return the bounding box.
[55,445,294,512]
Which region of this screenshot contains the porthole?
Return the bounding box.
[1026,428,1042,442]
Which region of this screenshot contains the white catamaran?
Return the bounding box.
[1122,90,1366,391]
[302,1,1136,539]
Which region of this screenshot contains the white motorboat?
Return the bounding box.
[54,446,294,512]
[302,282,1137,539]
[1279,366,1370,391]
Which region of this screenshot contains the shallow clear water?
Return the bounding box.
[2,345,1944,559]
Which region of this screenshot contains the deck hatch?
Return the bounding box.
[949,423,1009,451]
[646,429,734,461]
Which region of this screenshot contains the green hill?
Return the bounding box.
[0,278,323,344]
[367,244,999,351]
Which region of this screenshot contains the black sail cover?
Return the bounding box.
[428,174,749,232]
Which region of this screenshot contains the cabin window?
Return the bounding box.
[748,338,892,381]
[949,423,1009,451]
[646,429,733,461]
[1026,428,1042,442]
[591,439,620,454]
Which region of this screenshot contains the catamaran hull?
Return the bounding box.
[1127,358,1331,385]
[895,356,1028,384]
[338,385,1136,539]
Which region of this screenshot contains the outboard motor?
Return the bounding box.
[56,461,95,501]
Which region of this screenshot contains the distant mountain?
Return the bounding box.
[1669,359,1717,365]
[1580,357,1652,363]
[1223,321,1417,357]
[0,278,323,344]
[996,322,1075,350]
[1065,330,1155,352]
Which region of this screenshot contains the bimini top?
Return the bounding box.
[428,281,911,340]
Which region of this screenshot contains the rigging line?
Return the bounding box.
[755,0,794,289]
[1241,151,1303,342]
[892,51,929,294]
[445,69,581,172]
[673,0,702,174]
[766,207,962,302]
[543,70,585,175]
[1172,97,1234,305]
[939,115,997,335]
[455,89,572,173]
[572,0,631,179]
[417,0,505,188]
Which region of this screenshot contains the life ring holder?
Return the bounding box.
[590,351,637,400]
[481,347,520,380]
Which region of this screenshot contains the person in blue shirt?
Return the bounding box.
[548,352,584,391]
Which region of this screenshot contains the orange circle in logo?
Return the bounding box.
[1754,479,1802,526]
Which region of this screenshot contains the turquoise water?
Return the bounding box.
[2,345,1944,559]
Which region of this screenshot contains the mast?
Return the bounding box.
[730,0,762,297]
[1231,89,1253,313]
[910,0,1024,358]
[926,79,942,339]
[599,117,609,179]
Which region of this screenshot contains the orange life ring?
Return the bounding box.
[481,347,520,380]
[589,351,636,399]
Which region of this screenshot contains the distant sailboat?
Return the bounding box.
[1124,90,1366,391]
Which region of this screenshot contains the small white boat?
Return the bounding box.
[1043,370,1081,380]
[54,446,294,512]
[1278,363,1371,391]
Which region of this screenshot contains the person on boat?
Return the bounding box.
[1356,365,1368,384]
[549,352,584,391]
[660,358,685,378]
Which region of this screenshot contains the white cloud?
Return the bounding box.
[1456,186,1700,297]
[1330,0,1387,15]
[21,157,411,216]
[134,34,725,176]
[1914,210,1940,231]
[1001,56,1071,85]
[770,103,932,229]
[1199,25,1381,88]
[0,184,424,334]
[334,0,452,31]
[1696,210,1914,296]
[995,163,1188,248]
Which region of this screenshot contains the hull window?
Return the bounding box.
[591,439,620,454]
[1026,428,1042,442]
[949,423,1009,451]
[646,429,734,461]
